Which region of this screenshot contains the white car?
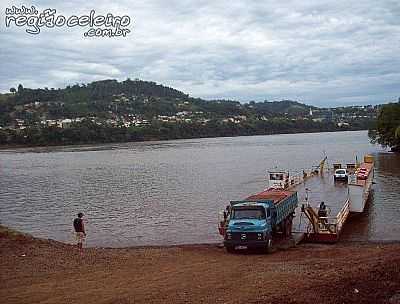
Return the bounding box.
[334,169,348,181]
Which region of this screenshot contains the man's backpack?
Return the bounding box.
[73,218,83,232]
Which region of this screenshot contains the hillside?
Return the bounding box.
[1,79,315,123]
[0,79,377,146]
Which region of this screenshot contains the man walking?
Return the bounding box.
[73,212,86,255]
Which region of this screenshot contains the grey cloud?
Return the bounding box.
[0,0,399,106]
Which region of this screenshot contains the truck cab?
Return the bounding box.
[224,202,273,252]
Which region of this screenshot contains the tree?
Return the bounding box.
[10,88,16,94]
[396,126,400,139]
[369,103,400,152]
[17,84,24,93]
[0,129,9,144]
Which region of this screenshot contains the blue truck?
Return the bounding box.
[219,189,298,253]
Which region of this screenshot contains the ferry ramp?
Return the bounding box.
[291,171,349,233]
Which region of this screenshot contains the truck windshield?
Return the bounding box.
[232,208,266,220]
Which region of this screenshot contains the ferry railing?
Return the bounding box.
[288,172,304,188]
[287,168,321,189]
[315,198,350,234]
[268,162,329,190]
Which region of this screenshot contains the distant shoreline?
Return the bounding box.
[0,128,368,151]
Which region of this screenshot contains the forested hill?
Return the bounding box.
[1,79,316,124]
[9,79,189,105]
[0,79,377,146]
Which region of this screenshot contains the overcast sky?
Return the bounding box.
[1,0,399,106]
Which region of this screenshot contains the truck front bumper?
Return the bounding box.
[224,239,268,249]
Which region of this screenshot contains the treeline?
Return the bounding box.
[9,79,188,105]
[369,102,400,152]
[0,119,365,147]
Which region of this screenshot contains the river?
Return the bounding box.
[0,131,399,247]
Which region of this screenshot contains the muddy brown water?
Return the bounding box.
[0,131,399,247]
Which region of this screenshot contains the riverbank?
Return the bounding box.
[0,129,367,151]
[1,226,399,304]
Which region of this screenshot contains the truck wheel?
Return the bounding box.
[281,219,287,236]
[286,217,293,237]
[226,246,235,253]
[266,239,273,254]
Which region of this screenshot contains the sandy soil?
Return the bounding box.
[1,226,399,304]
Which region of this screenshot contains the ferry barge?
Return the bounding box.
[218,154,374,248]
[348,154,374,213]
[292,154,374,243]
